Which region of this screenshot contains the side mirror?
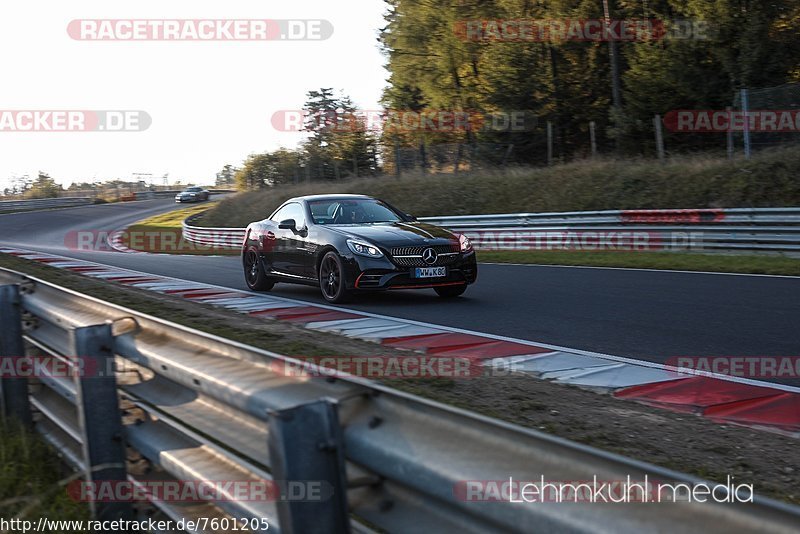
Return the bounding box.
[278,219,297,230]
[406,213,417,221]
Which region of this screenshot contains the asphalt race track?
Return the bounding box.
[1,199,799,365]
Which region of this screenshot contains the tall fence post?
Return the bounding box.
[72,323,132,522]
[394,142,402,177]
[741,88,752,160]
[419,141,428,174]
[268,399,350,534]
[726,106,734,159]
[589,121,597,158]
[502,144,514,167]
[454,143,463,175]
[546,121,554,165]
[654,114,665,162]
[0,284,32,427]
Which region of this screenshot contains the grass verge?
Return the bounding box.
[0,419,90,524]
[477,250,800,276]
[122,203,238,256]
[0,252,798,505]
[200,145,800,228]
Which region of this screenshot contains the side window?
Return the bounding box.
[270,205,291,223]
[288,203,306,228]
[271,203,306,228]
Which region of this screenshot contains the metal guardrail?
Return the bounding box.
[182,207,800,255]
[0,197,93,213]
[135,190,237,201]
[1,190,236,210]
[1,268,800,532]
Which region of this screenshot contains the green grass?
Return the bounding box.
[477,250,800,276]
[200,144,800,228]
[123,203,238,255]
[0,419,90,524]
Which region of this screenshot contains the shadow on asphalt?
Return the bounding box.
[266,284,485,309]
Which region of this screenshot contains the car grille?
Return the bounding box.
[389,244,461,267]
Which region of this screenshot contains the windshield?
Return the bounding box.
[309,198,404,225]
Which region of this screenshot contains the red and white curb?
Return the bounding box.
[2,245,799,437]
[108,230,142,254]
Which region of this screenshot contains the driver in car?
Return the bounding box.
[339,204,367,224]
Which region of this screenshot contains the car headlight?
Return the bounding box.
[459,234,473,252]
[347,239,383,258]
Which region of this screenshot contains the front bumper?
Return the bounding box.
[344,251,478,290]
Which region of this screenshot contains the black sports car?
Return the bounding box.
[175,187,210,203]
[242,195,478,303]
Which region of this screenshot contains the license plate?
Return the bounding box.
[414,267,447,278]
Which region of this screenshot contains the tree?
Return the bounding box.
[380,0,800,162]
[235,154,272,191]
[26,172,62,199]
[302,89,379,180]
[235,150,306,191]
[215,164,237,187]
[5,175,32,197]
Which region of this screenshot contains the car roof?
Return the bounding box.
[288,194,372,203]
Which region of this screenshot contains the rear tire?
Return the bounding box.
[319,252,351,304]
[434,284,468,298]
[244,247,275,291]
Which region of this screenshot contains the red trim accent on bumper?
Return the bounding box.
[354,272,365,289]
[387,281,467,290]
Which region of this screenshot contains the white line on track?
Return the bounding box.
[479,262,800,279]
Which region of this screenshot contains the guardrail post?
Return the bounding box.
[268,399,350,534]
[71,323,132,522]
[0,284,32,427]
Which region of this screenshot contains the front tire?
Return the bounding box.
[319,252,351,303]
[244,247,275,291]
[435,284,468,298]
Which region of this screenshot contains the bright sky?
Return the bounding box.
[0,1,388,189]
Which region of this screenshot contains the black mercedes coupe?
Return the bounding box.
[242,195,478,303]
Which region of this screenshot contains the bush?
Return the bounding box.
[199,145,800,228]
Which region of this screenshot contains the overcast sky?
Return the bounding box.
[0,1,388,189]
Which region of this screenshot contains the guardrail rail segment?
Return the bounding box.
[0,197,94,213]
[1,269,800,532]
[0,190,236,211]
[182,207,800,255]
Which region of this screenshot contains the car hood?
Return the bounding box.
[328,221,458,246]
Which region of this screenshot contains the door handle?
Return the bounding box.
[266,232,276,240]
